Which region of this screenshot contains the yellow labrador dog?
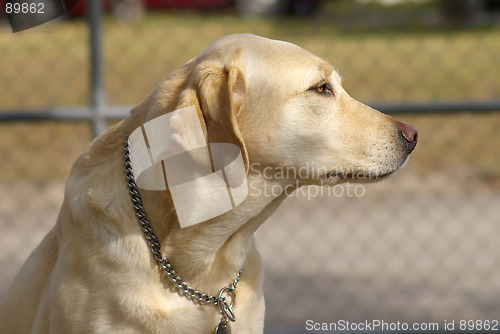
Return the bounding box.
[0,34,417,333]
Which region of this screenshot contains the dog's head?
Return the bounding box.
[129,33,417,190]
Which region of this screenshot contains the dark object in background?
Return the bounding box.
[440,0,500,21]
[235,0,320,17]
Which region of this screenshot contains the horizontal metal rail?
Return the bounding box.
[372,99,500,114]
[0,106,130,122]
[1,99,499,124]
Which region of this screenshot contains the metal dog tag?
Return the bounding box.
[215,319,231,334]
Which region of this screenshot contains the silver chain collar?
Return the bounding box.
[123,134,241,324]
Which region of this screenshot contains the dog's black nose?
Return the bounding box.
[398,122,418,153]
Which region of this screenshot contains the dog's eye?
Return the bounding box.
[310,83,334,96]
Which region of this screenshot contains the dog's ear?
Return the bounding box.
[173,61,249,174]
[126,60,249,226]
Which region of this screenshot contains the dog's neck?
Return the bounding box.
[139,171,294,295]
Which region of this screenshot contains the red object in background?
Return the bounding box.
[66,0,113,16]
[60,0,320,17]
[143,0,232,10]
[66,0,232,17]
[63,0,80,11]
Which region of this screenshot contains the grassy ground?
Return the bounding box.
[0,12,499,184]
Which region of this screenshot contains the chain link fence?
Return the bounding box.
[1,1,499,332]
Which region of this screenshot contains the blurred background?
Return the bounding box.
[1,0,499,332]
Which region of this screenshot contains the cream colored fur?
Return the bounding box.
[0,34,416,333]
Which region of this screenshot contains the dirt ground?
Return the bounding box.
[1,169,498,329]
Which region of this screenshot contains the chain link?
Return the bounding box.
[123,134,242,307]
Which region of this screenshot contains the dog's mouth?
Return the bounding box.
[323,153,412,182]
[323,161,408,182]
[324,170,394,181]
